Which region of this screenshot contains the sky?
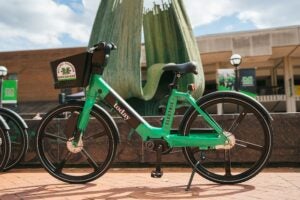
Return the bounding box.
[0,0,299,52]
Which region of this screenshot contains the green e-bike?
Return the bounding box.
[36,42,273,184]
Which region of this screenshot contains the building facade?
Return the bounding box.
[197,25,300,112]
[0,25,300,113]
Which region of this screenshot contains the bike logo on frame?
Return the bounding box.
[56,62,76,81]
[113,102,131,120]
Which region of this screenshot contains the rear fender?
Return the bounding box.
[0,107,28,129]
[0,115,9,131]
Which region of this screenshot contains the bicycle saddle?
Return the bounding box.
[163,61,198,75]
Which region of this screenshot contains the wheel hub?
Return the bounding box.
[215,131,236,150]
[66,137,83,153]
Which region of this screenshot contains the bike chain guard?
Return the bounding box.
[144,139,172,155]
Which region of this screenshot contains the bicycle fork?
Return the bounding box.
[64,95,96,150]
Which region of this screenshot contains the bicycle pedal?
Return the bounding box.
[151,170,163,178]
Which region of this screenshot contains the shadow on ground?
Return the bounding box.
[0,182,255,199]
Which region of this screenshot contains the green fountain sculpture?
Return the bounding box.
[88,0,204,115]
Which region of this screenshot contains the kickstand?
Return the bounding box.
[185,160,200,191]
[151,144,163,178]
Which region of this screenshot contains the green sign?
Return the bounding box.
[217,68,256,98]
[239,68,257,98]
[1,80,18,104]
[217,69,235,91]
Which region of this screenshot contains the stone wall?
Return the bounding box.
[0,47,85,102]
[21,113,300,166]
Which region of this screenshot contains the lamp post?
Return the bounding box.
[230,54,242,91]
[0,66,8,107]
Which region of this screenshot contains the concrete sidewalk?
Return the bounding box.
[0,168,299,200]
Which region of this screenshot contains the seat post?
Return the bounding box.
[169,72,181,89]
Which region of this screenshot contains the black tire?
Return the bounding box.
[36,102,119,183]
[181,91,273,184]
[0,111,28,171]
[0,128,11,171]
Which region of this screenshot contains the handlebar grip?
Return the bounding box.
[89,41,117,68]
[89,42,117,53]
[106,43,117,50]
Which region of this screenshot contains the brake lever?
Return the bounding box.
[106,43,117,50]
[87,46,97,53]
[88,42,117,53]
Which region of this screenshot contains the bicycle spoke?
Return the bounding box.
[4,118,11,124]
[224,149,232,176]
[228,109,248,133]
[236,139,264,151]
[81,148,99,170]
[83,131,106,141]
[11,141,22,145]
[45,132,67,142]
[191,148,200,154]
[55,152,72,173]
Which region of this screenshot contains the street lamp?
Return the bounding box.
[0,66,8,107]
[0,66,7,77]
[230,54,242,91]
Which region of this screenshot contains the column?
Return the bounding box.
[284,56,296,112]
[271,67,278,94]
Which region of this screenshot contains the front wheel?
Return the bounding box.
[181,91,273,184]
[36,102,119,183]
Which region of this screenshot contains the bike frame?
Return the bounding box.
[77,74,228,149]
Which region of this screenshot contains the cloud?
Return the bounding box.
[0,0,99,51]
[185,0,300,29]
[0,0,299,51]
[235,0,300,28]
[184,0,235,27]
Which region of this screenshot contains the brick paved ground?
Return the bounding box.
[0,168,299,200]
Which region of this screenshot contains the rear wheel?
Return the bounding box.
[36,102,118,183]
[0,111,28,171]
[0,128,11,171]
[182,92,273,184]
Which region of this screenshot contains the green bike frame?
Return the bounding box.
[77,74,228,149]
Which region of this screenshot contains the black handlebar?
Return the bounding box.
[88,42,117,53]
[105,43,117,51]
[88,42,117,70]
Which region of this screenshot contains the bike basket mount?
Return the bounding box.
[50,49,106,89]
